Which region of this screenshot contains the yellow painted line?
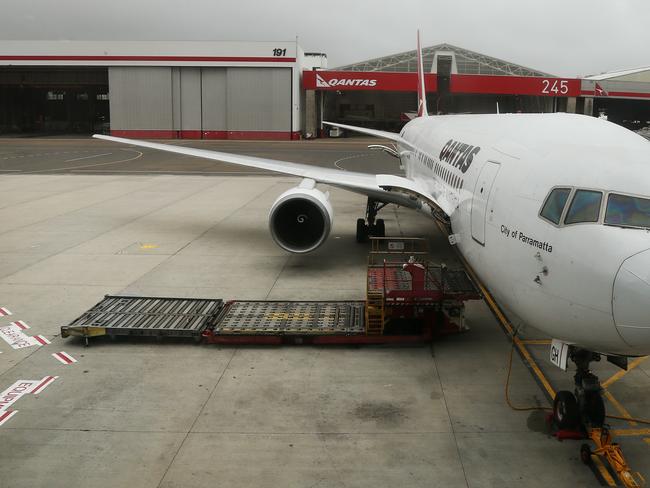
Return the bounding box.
[450,242,556,400]
[611,428,650,437]
[140,244,159,250]
[602,356,648,388]
[604,390,638,426]
[592,455,618,486]
[520,339,552,345]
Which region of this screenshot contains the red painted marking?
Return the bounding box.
[304,70,437,92]
[10,320,29,330]
[0,307,11,316]
[201,131,228,140]
[111,130,300,141]
[0,409,18,426]
[110,130,176,139]
[178,130,202,140]
[225,131,299,141]
[33,335,50,345]
[31,376,57,395]
[450,74,582,97]
[0,55,295,63]
[52,351,77,365]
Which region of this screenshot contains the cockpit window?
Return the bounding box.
[540,188,571,225]
[605,193,650,228]
[564,190,602,224]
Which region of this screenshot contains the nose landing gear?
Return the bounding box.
[552,348,605,431]
[551,348,643,488]
[356,198,388,243]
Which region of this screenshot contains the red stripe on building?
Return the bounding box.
[111,130,300,141]
[10,321,29,330]
[0,307,11,316]
[0,55,295,63]
[303,70,437,92]
[32,376,57,395]
[450,74,581,97]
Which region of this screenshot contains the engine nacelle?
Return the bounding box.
[269,179,334,253]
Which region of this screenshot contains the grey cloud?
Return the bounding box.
[1,0,648,76]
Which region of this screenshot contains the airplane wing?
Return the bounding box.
[92,134,450,216]
[322,121,416,150]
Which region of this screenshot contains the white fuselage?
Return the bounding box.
[397,113,650,356]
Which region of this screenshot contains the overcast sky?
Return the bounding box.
[1,0,649,77]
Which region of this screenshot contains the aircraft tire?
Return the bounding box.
[580,443,593,465]
[374,219,385,237]
[553,390,579,429]
[356,218,368,243]
[584,391,605,427]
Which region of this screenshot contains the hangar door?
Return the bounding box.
[224,68,291,135]
[109,66,291,138]
[199,67,292,136]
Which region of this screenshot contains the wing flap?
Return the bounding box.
[376,174,453,216]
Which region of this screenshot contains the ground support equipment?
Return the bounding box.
[582,428,645,488]
[365,237,480,338]
[61,295,223,342]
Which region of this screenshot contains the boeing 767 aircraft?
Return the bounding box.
[95,33,650,432]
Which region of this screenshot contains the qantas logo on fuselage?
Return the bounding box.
[439,139,481,174]
[316,74,377,88]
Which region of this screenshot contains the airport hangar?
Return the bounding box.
[1,40,650,137]
[0,40,327,139]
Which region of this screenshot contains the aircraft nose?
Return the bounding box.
[613,249,650,350]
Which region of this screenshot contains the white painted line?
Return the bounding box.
[52,351,77,365]
[64,152,112,163]
[333,153,371,171]
[0,307,12,316]
[33,335,50,346]
[0,410,18,426]
[31,376,58,395]
[26,149,142,173]
[9,320,29,330]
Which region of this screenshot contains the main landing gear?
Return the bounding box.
[552,348,605,431]
[356,198,388,243]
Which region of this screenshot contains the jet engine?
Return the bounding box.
[269,179,333,253]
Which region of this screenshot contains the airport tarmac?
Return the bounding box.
[0,138,648,488]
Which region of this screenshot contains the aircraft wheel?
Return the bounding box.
[374,219,385,237]
[580,443,593,465]
[356,218,368,243]
[584,391,606,427]
[553,390,579,429]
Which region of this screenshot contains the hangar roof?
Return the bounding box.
[586,66,650,83]
[0,40,300,67]
[336,43,553,77]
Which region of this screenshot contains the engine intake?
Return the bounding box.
[269,180,333,253]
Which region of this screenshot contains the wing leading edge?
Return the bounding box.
[92,134,450,216]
